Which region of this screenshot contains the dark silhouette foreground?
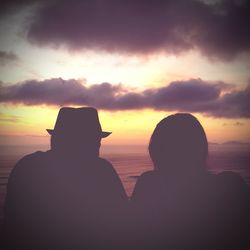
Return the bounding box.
[3,107,127,250]
[3,110,250,250]
[131,113,250,250]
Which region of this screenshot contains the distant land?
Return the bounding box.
[208,142,219,145]
[208,141,250,146]
[221,141,250,146]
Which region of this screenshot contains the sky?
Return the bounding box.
[0,0,250,146]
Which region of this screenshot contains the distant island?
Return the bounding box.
[208,142,219,145]
[208,141,250,147]
[222,141,250,146]
[209,141,250,146]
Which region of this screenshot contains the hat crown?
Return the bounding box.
[55,107,101,134]
[47,107,111,138]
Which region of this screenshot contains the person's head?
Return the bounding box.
[48,107,111,158]
[149,113,208,175]
[51,132,102,158]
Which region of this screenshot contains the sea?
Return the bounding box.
[0,143,250,225]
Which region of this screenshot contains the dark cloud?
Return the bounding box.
[0,77,249,118]
[0,0,45,17]
[13,0,248,60]
[213,83,250,118]
[0,51,19,66]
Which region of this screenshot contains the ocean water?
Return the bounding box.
[0,143,250,224]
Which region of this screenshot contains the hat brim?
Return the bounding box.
[46,129,111,138]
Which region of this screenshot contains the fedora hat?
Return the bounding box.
[46,107,111,138]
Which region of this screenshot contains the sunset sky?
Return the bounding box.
[0,0,249,146]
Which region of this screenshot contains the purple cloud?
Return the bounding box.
[213,83,250,118]
[8,0,244,60]
[0,77,249,118]
[0,51,19,66]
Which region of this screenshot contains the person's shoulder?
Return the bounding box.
[131,171,159,202]
[135,171,158,190]
[16,150,47,166]
[98,157,112,166]
[21,150,46,161]
[6,151,49,189]
[138,170,158,183]
[216,171,248,186]
[97,157,113,166]
[215,171,250,196]
[96,157,116,173]
[10,151,48,176]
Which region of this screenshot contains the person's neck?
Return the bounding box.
[157,163,207,179]
[51,148,99,161]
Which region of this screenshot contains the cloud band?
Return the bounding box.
[0,78,249,118]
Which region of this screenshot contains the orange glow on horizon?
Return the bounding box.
[1,106,249,146]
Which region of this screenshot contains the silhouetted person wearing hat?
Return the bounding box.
[130,113,250,250]
[3,107,127,250]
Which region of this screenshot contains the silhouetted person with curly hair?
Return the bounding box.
[4,107,127,250]
[131,113,250,250]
